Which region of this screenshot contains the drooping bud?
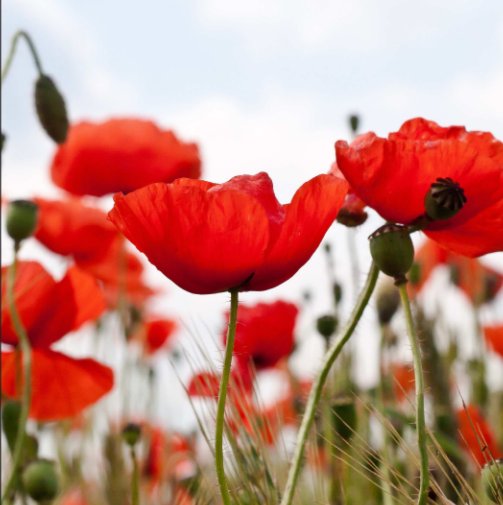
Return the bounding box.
[481,459,503,503]
[369,224,414,284]
[331,397,357,442]
[348,114,360,135]
[316,314,338,340]
[34,74,69,144]
[22,459,59,502]
[376,278,400,325]
[6,199,38,245]
[424,177,467,221]
[122,422,141,447]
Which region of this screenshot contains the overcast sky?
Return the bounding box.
[2,0,502,429]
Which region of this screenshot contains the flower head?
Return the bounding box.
[335,118,503,257]
[51,118,201,196]
[109,172,348,294]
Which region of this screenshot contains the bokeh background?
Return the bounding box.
[2,0,503,430]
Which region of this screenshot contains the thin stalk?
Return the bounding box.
[398,283,429,505]
[130,446,140,505]
[2,30,44,84]
[280,263,379,505]
[215,290,239,505]
[2,248,33,503]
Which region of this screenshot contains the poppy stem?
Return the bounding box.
[2,30,44,85]
[130,445,140,505]
[215,289,239,505]
[2,249,33,504]
[280,262,379,505]
[397,283,429,505]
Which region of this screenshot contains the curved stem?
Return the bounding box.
[398,283,429,505]
[2,249,33,503]
[280,263,379,505]
[215,290,239,505]
[2,30,44,84]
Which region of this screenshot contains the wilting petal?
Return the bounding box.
[1,349,114,421]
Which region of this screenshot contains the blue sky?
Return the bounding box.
[2,1,502,422]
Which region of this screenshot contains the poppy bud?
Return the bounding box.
[424,177,467,221]
[481,459,503,503]
[316,314,338,340]
[34,74,69,144]
[122,422,141,447]
[2,400,21,454]
[6,200,38,244]
[369,224,414,284]
[376,279,400,325]
[22,459,59,502]
[331,397,357,442]
[348,114,360,134]
[333,282,343,305]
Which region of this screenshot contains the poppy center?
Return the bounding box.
[428,177,467,213]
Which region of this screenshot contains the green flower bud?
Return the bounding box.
[6,200,38,244]
[424,177,467,221]
[348,114,360,134]
[22,459,59,502]
[376,278,400,325]
[481,459,503,503]
[122,422,141,446]
[331,397,357,442]
[34,74,69,144]
[2,400,21,454]
[369,224,414,284]
[316,314,338,340]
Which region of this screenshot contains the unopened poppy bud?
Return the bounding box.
[481,459,503,503]
[331,397,357,442]
[348,114,360,134]
[424,177,467,221]
[333,282,343,305]
[22,459,59,502]
[316,314,338,340]
[376,279,400,325]
[2,400,21,453]
[6,200,38,244]
[122,422,141,446]
[369,224,414,284]
[34,74,69,144]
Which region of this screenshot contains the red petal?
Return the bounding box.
[109,180,270,294]
[248,174,348,290]
[2,349,114,421]
[187,372,221,398]
[483,325,503,358]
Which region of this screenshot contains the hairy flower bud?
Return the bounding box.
[22,459,59,502]
[316,314,338,340]
[122,422,141,447]
[6,200,38,245]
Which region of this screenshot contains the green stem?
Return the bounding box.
[280,263,379,505]
[2,248,33,503]
[397,283,429,505]
[215,290,239,505]
[130,446,140,505]
[2,30,44,84]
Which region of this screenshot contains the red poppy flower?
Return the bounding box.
[390,362,415,402]
[457,404,502,467]
[483,325,503,357]
[1,261,113,420]
[187,369,252,399]
[132,317,177,355]
[51,118,201,196]
[223,300,298,369]
[33,197,117,262]
[109,172,348,294]
[335,118,503,257]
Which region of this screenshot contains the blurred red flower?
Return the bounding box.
[390,362,415,402]
[335,118,503,257]
[51,118,201,196]
[132,317,177,355]
[109,172,348,294]
[457,404,502,467]
[223,300,298,369]
[1,261,113,420]
[483,325,503,357]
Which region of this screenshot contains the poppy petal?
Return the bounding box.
[1,349,114,421]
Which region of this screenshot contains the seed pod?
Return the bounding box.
[122,422,141,447]
[34,74,69,144]
[6,200,38,245]
[424,177,467,221]
[316,314,338,340]
[348,114,360,134]
[22,459,59,502]
[369,224,414,283]
[481,459,503,503]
